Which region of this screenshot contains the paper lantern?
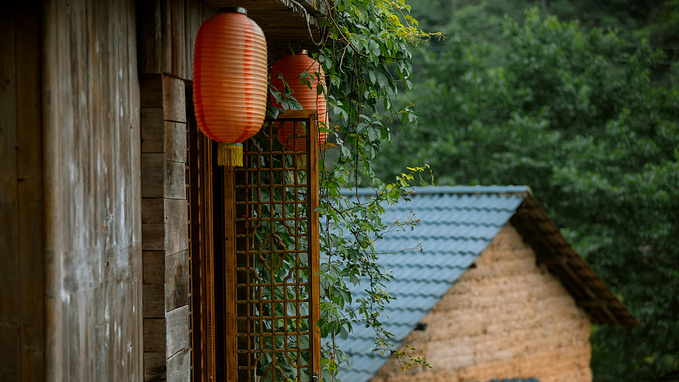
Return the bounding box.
[270,51,327,151]
[193,7,267,166]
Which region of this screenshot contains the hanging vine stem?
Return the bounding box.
[263,2,440,372]
[309,0,441,380]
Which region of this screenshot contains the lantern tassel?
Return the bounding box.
[218,143,243,167]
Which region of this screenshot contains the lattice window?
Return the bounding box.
[223,111,321,381]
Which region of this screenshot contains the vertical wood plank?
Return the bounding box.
[185,0,203,82]
[162,75,186,123]
[143,251,165,283]
[144,318,168,353]
[187,81,219,381]
[141,108,165,153]
[167,347,191,382]
[166,305,190,357]
[165,122,187,162]
[141,72,191,380]
[144,352,167,381]
[160,0,172,74]
[137,0,162,74]
[16,3,45,379]
[43,0,142,380]
[42,0,65,377]
[144,283,166,318]
[165,250,190,311]
[165,161,187,200]
[141,153,165,198]
[0,4,20,380]
[308,114,322,378]
[170,0,186,78]
[165,199,188,254]
[140,75,163,108]
[224,166,237,382]
[204,136,218,380]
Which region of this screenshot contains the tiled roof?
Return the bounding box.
[333,186,526,382]
[332,186,638,382]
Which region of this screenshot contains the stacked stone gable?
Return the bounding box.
[371,223,592,382]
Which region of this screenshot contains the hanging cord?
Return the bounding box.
[287,0,329,46]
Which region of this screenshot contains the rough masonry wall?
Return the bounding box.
[372,223,592,382]
[42,0,143,380]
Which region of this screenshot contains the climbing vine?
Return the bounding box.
[312,0,438,379]
[262,1,437,380]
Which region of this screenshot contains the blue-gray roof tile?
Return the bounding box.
[332,186,527,382]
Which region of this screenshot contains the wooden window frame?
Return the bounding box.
[188,108,321,381]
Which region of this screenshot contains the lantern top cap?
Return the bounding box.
[218,7,247,15]
[299,49,309,55]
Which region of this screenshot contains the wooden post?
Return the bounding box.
[308,113,322,380]
[0,3,44,380]
[223,166,237,381]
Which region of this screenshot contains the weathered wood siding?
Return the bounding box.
[137,0,217,80]
[42,0,142,380]
[140,74,191,382]
[372,224,593,382]
[136,3,218,379]
[133,2,327,379]
[0,3,44,381]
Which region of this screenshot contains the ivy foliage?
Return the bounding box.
[312,0,437,379]
[264,1,437,380]
[375,7,679,382]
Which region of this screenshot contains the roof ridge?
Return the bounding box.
[414,221,506,226]
[389,206,520,211]
[391,235,493,241]
[340,185,532,197]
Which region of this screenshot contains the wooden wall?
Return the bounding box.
[137,0,217,80]
[132,1,324,379]
[0,3,44,381]
[136,2,217,380]
[1,1,322,380]
[140,74,191,382]
[42,0,143,380]
[372,224,593,382]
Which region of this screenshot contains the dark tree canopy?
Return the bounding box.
[376,3,679,381]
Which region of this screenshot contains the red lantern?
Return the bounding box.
[270,51,327,151]
[193,7,268,167]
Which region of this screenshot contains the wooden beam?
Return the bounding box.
[0,3,44,380]
[224,165,237,381]
[308,112,322,378]
[0,4,21,380]
[577,299,608,308]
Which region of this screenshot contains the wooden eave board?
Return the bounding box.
[202,0,325,58]
[511,195,640,328]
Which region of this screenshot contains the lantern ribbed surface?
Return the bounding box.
[193,10,267,166]
[270,53,327,150]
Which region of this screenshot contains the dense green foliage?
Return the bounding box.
[375,4,679,382]
[264,1,435,379]
[311,0,434,379]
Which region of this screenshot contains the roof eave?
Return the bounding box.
[202,0,327,58]
[510,194,640,328]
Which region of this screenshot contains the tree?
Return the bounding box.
[376,8,679,381]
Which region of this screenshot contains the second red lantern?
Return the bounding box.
[270,51,327,151]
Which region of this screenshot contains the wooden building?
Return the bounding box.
[1,1,326,381]
[335,186,639,382]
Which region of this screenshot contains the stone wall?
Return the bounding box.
[372,223,592,382]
